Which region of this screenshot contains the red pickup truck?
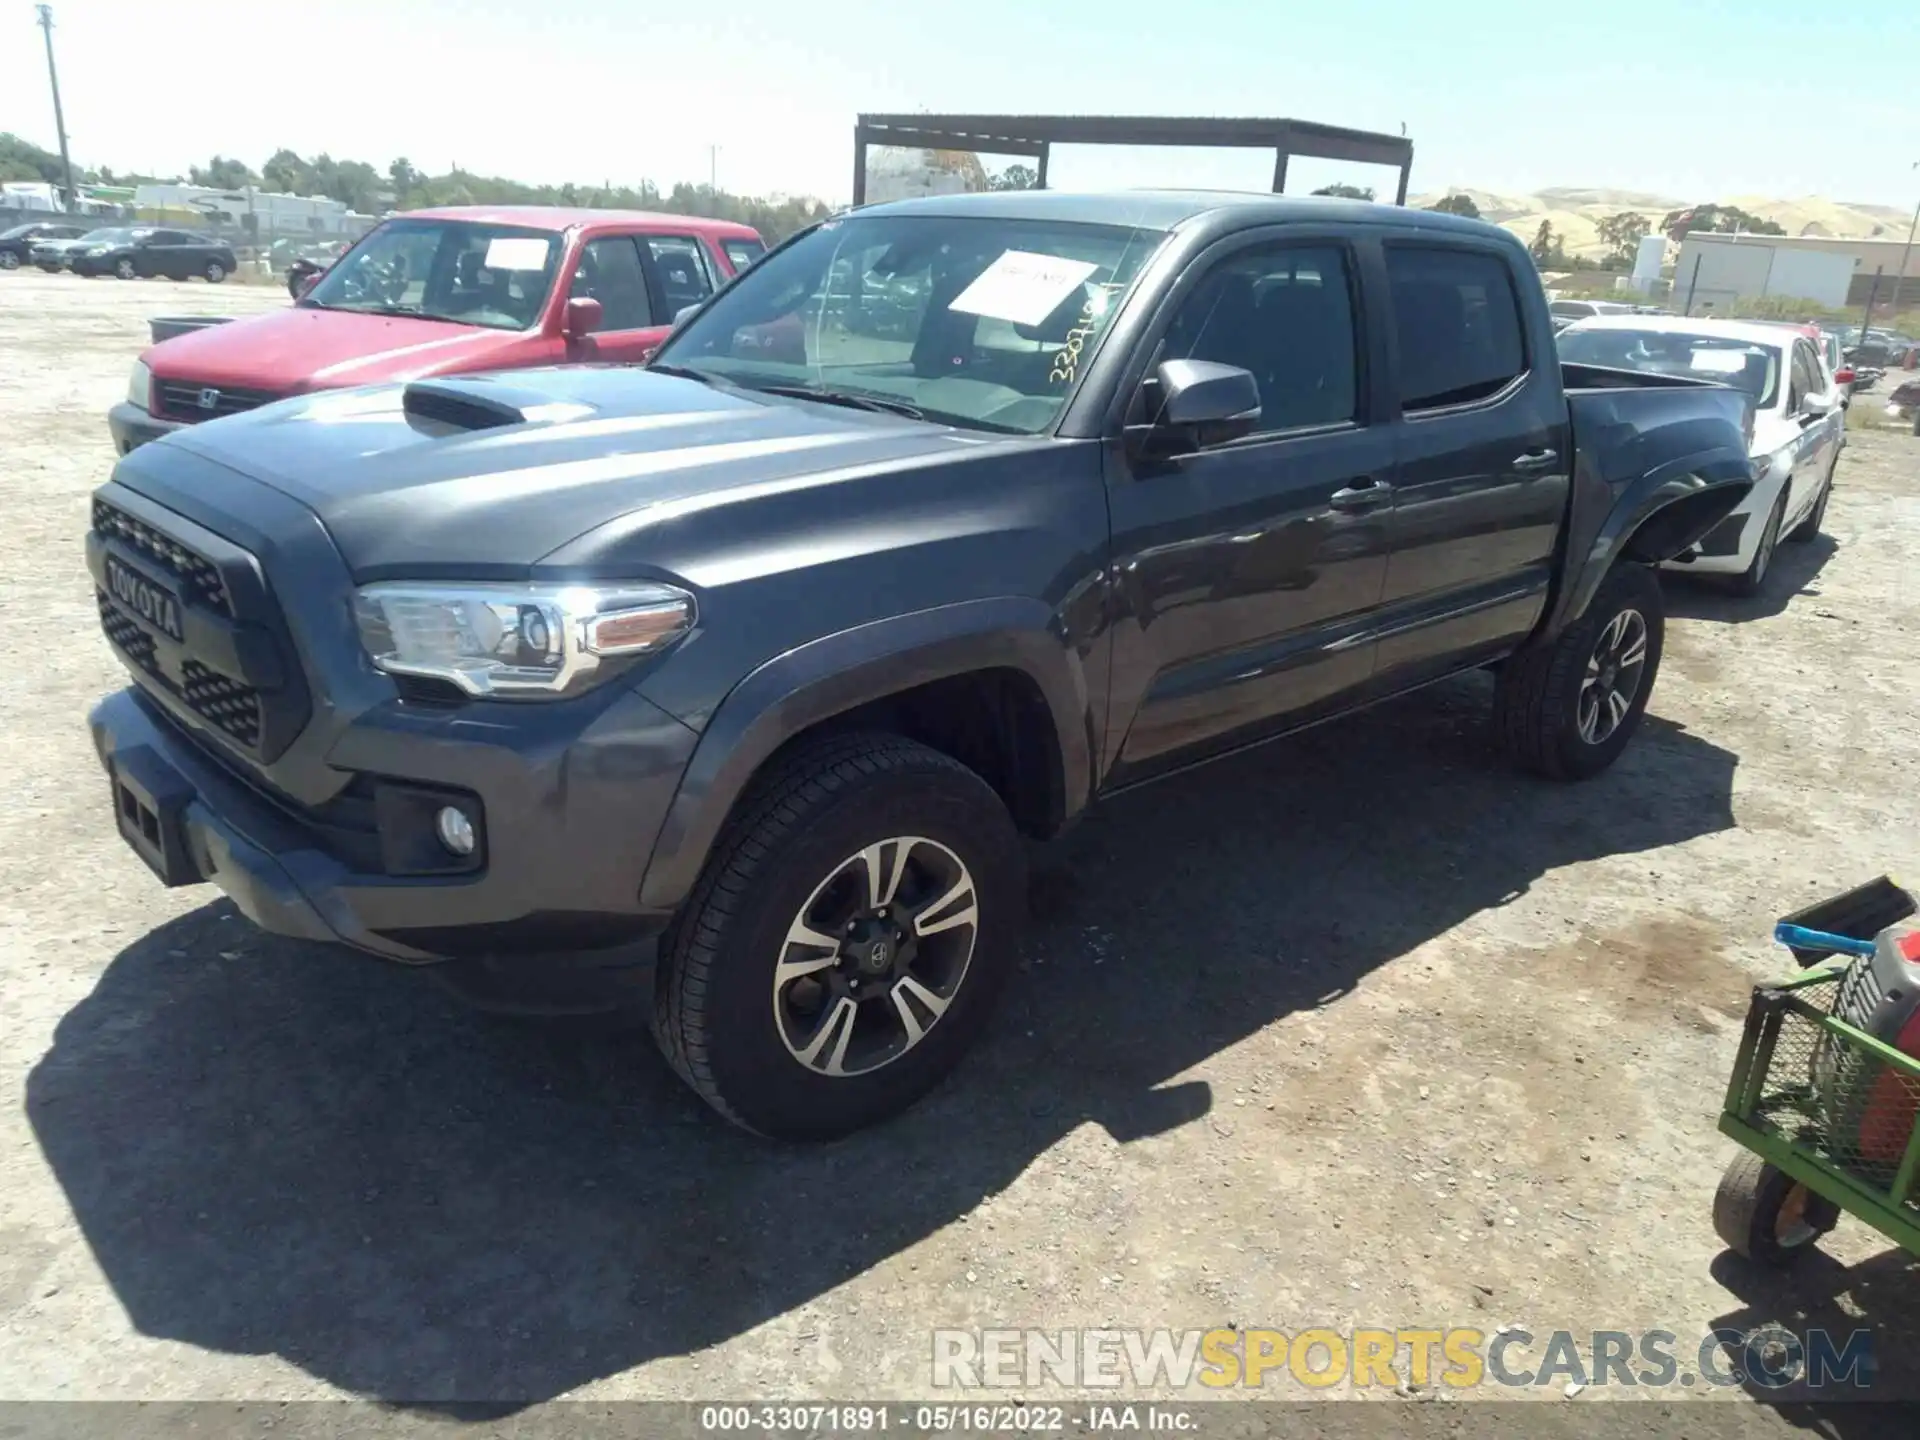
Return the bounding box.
[110,206,767,454]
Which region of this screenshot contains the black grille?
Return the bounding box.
[91,499,231,615]
[154,380,282,424]
[180,661,263,748]
[97,591,265,748]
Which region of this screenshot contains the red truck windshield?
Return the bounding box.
[303,219,562,331]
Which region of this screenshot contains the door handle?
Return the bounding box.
[1510,448,1561,473]
[1328,478,1394,513]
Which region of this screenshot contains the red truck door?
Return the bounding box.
[562,234,674,364]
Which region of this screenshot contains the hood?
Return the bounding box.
[125,367,1015,576]
[143,305,530,392]
[33,236,89,254]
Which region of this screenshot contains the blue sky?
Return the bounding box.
[3,0,1915,208]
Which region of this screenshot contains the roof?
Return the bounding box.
[1560,313,1801,349]
[396,205,762,238]
[848,187,1497,238]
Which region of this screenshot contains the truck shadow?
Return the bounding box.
[1659,534,1839,625]
[29,675,1739,1408]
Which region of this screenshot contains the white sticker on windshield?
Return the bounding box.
[483,237,552,272]
[948,250,1102,327]
[1689,349,1752,374]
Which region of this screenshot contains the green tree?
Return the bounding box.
[1426,193,1481,219]
[262,149,312,195]
[388,157,419,207]
[1596,210,1651,266]
[1528,220,1569,269]
[0,132,66,185]
[1661,203,1786,242]
[188,155,257,189]
[988,163,1039,191]
[1312,182,1375,201]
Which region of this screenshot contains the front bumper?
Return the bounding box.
[108,402,185,455]
[89,682,700,963]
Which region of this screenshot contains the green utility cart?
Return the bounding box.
[1716,877,1920,1265]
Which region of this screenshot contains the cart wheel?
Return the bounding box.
[1714,1152,1840,1266]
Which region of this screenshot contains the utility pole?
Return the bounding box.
[1887,161,1919,320]
[709,145,719,196]
[36,5,78,211]
[1859,267,1883,344]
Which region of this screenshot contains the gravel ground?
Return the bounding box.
[2,270,1919,1415]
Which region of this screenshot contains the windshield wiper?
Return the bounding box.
[648,362,725,387]
[747,383,926,420]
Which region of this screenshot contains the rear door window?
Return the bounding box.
[724,238,767,272]
[643,236,717,315]
[1386,246,1528,411]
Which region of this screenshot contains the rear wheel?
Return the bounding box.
[113,257,136,281]
[203,260,226,284]
[652,732,1024,1139]
[1493,563,1663,781]
[0,251,18,271]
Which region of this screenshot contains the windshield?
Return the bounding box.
[303,218,562,330]
[653,212,1167,434]
[1558,327,1781,410]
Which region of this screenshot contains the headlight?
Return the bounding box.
[127,360,151,411]
[352,581,694,698]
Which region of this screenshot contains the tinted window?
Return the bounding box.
[1158,243,1358,432]
[1789,342,1818,408]
[645,236,716,313]
[570,236,654,331]
[1387,246,1527,410]
[724,238,767,272]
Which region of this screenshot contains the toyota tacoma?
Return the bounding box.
[87,191,1754,1138]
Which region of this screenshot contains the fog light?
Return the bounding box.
[435,805,476,856]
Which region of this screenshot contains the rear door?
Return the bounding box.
[1371,240,1571,688]
[143,230,193,279]
[1102,232,1394,783]
[639,234,720,327]
[563,234,667,363]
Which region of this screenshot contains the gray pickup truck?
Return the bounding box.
[87,191,1754,1138]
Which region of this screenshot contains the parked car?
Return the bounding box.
[109,206,766,455]
[1887,376,1920,432]
[0,219,87,270]
[1549,298,1636,332]
[31,225,136,271]
[86,191,1754,1138]
[1558,316,1843,594]
[67,227,238,282]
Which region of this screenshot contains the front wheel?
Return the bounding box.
[1787,467,1832,544]
[1728,489,1785,596]
[653,732,1024,1139]
[1713,1152,1839,1267]
[0,251,18,271]
[1493,563,1664,781]
[113,257,136,281]
[204,260,226,284]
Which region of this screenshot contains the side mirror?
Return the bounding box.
[562,296,604,341]
[1150,359,1261,449]
[672,303,701,329]
[296,271,321,297]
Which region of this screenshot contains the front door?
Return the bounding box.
[564,235,671,363]
[1103,237,1393,785]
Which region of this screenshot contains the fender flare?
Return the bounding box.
[1536,445,1753,643]
[637,597,1094,914]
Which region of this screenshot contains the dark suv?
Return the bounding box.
[72,227,238,282]
[86,191,1753,1138]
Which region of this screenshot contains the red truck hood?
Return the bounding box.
[145,306,530,392]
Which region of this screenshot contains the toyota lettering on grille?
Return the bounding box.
[104,556,185,642]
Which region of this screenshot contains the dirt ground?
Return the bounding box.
[3,269,1919,1416]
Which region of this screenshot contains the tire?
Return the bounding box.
[652,731,1025,1139]
[204,260,227,284]
[1493,563,1664,781]
[114,257,136,281]
[0,251,18,271]
[1728,489,1785,596]
[1713,1151,1840,1267]
[1786,467,1831,544]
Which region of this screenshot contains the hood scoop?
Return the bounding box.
[402,377,597,434]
